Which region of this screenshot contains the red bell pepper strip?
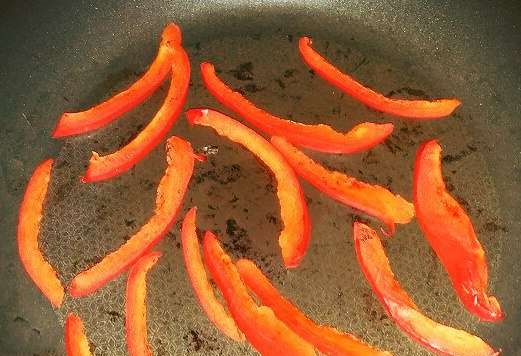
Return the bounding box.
[186,108,311,268]
[353,222,499,356]
[200,62,393,154]
[52,23,182,138]
[298,37,461,119]
[65,313,93,356]
[17,159,65,307]
[236,258,392,356]
[202,231,316,356]
[125,251,162,356]
[271,136,413,235]
[69,136,197,297]
[414,140,503,322]
[181,207,244,342]
[81,42,190,182]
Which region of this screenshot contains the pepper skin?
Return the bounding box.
[65,313,93,356]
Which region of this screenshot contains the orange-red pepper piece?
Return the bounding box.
[17,159,65,307]
[69,136,197,297]
[53,23,181,138]
[181,207,244,342]
[414,140,503,322]
[299,37,461,119]
[65,313,93,356]
[353,222,499,356]
[200,62,393,154]
[236,258,392,356]
[186,108,311,268]
[202,231,316,356]
[271,136,413,235]
[125,251,162,356]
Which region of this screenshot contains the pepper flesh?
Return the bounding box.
[414,140,503,322]
[17,159,65,307]
[299,37,461,119]
[200,62,393,154]
[53,23,182,138]
[69,136,196,297]
[202,231,316,356]
[65,313,93,356]
[236,258,391,356]
[181,207,244,342]
[82,42,190,182]
[125,251,162,356]
[271,136,413,235]
[353,222,499,356]
[186,108,310,268]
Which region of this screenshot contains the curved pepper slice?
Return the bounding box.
[202,231,316,356]
[69,136,197,297]
[271,136,413,235]
[299,37,461,119]
[414,140,503,322]
[353,222,499,356]
[65,313,93,356]
[17,159,65,307]
[82,41,190,182]
[125,251,162,356]
[236,258,391,356]
[200,62,393,154]
[186,108,310,268]
[181,207,244,342]
[53,23,181,138]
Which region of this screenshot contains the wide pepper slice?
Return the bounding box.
[202,231,316,356]
[17,159,65,307]
[200,62,393,154]
[65,313,93,356]
[299,37,461,119]
[186,108,310,268]
[353,222,499,356]
[53,23,181,138]
[69,136,197,297]
[414,140,503,322]
[271,136,413,235]
[236,258,391,356]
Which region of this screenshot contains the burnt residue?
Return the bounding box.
[283,69,297,78]
[105,310,122,321]
[238,83,265,94]
[442,144,478,164]
[195,163,242,185]
[387,87,430,99]
[229,62,254,81]
[362,151,378,165]
[265,213,279,225]
[483,220,508,233]
[183,329,217,352]
[224,218,251,255]
[274,78,286,89]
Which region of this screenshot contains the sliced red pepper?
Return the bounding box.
[353,222,499,356]
[414,140,503,322]
[17,159,65,307]
[202,231,316,356]
[299,37,461,119]
[271,136,413,235]
[65,313,93,356]
[236,258,391,356]
[186,108,310,268]
[200,62,393,154]
[81,41,190,182]
[125,251,162,356]
[69,136,197,297]
[181,207,244,342]
[53,23,182,138]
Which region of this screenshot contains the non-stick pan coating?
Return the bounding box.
[1,1,520,355]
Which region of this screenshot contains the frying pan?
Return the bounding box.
[1,0,520,355]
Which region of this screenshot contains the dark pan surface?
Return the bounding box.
[1,1,520,355]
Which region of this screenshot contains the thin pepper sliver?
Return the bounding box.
[353,222,499,356]
[271,136,413,235]
[200,62,393,154]
[53,23,181,138]
[299,37,461,119]
[181,207,244,342]
[236,258,392,356]
[186,108,311,268]
[17,159,65,307]
[202,231,316,356]
[65,313,93,356]
[69,136,197,297]
[414,140,503,322]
